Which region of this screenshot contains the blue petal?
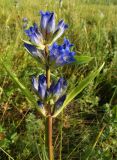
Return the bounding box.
[38,74,47,99]
[56,55,65,65]
[40,11,55,38]
[24,43,39,57]
[40,11,51,30]
[53,78,67,96]
[60,53,76,64]
[52,20,68,42]
[53,81,61,96]
[59,78,67,90]
[25,23,43,45]
[49,81,56,94]
[24,43,44,61]
[46,12,55,33]
[55,95,66,108]
[49,38,76,66]
[63,38,74,48]
[49,42,60,60]
[57,20,68,30]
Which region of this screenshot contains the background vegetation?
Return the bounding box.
[0,0,117,159]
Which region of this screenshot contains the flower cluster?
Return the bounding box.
[49,38,76,65]
[23,11,76,66]
[23,11,76,113]
[24,11,68,49]
[32,74,67,110]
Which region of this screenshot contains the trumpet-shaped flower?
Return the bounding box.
[52,20,68,43]
[32,74,67,108]
[40,11,55,37]
[52,78,67,97]
[55,95,66,108]
[24,43,44,61]
[24,11,68,51]
[32,74,47,100]
[25,23,44,49]
[40,11,68,41]
[49,38,76,65]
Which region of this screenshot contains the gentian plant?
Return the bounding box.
[1,10,104,160]
[21,11,104,160]
[23,11,75,159]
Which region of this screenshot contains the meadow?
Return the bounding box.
[0,0,117,159]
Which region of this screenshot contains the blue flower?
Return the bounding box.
[55,95,66,108]
[32,74,67,109]
[40,11,55,37]
[32,74,47,100]
[25,23,44,49]
[40,11,68,41]
[52,78,67,97]
[52,20,68,43]
[24,11,68,58]
[24,43,44,62]
[49,38,76,65]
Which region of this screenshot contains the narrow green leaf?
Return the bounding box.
[1,60,46,117]
[53,63,104,117]
[74,55,93,64]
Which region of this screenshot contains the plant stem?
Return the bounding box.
[45,45,53,160]
[47,115,53,160]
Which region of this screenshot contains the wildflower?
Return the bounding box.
[24,11,68,50]
[52,20,68,43]
[32,74,67,108]
[25,23,44,49]
[40,11,55,38]
[24,43,45,62]
[40,11,68,42]
[52,78,67,97]
[49,38,76,65]
[32,74,46,100]
[55,95,66,108]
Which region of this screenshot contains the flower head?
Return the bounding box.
[52,20,68,43]
[32,74,67,109]
[40,11,68,41]
[49,38,76,65]
[23,11,70,65]
[52,78,67,97]
[40,11,55,38]
[32,74,47,100]
[25,23,44,48]
[55,95,66,108]
[24,11,68,48]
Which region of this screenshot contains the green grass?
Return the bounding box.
[0,0,117,160]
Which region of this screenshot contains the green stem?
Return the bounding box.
[45,45,53,160]
[47,115,53,160]
[59,111,63,160]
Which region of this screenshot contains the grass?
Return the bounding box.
[0,0,117,160]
